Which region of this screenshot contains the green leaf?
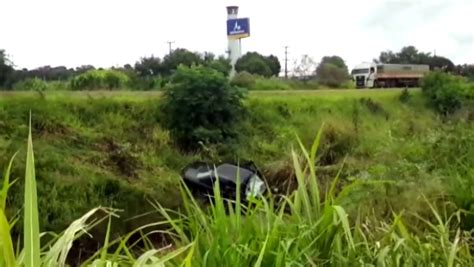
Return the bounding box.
[24,113,41,267]
[447,229,460,267]
[44,207,111,266]
[333,205,355,251]
[100,216,113,265]
[255,234,269,267]
[0,209,16,267]
[1,152,18,212]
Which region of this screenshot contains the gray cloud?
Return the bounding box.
[451,33,473,46]
[364,1,453,30]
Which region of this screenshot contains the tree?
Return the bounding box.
[428,56,455,72]
[235,52,280,77]
[377,51,397,64]
[75,65,96,75]
[26,65,74,81]
[236,55,272,77]
[293,55,317,81]
[70,69,129,90]
[203,52,215,62]
[161,48,203,76]
[134,56,162,77]
[316,56,350,88]
[206,55,232,77]
[422,72,466,115]
[162,65,246,150]
[266,55,281,77]
[0,49,14,88]
[376,46,455,72]
[455,64,474,81]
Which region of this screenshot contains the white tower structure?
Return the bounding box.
[227,6,242,77]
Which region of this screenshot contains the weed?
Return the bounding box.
[399,88,411,103]
[351,100,360,133]
[360,97,389,119]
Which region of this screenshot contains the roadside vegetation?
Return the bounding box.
[1,123,472,266]
[1,43,474,265]
[4,46,472,92]
[1,66,474,265]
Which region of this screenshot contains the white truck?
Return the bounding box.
[351,62,430,88]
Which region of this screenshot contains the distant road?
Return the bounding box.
[0,88,420,100]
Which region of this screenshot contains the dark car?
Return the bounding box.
[181,162,266,201]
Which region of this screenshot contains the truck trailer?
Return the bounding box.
[351,62,430,88]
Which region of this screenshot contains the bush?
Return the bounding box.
[70,69,130,90]
[47,81,69,90]
[230,71,256,89]
[399,88,411,103]
[235,52,279,77]
[316,63,351,88]
[421,72,468,115]
[13,78,49,91]
[162,65,247,150]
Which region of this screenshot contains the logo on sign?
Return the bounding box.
[231,22,244,35]
[227,18,250,39]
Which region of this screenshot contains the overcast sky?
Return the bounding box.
[1,0,473,71]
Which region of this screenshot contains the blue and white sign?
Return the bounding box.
[227,18,250,39]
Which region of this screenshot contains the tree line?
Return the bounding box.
[1,45,473,90]
[0,48,282,90]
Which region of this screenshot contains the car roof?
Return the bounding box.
[214,164,255,184]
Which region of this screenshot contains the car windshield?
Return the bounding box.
[352,68,369,75]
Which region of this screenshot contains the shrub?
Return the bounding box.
[316,59,351,88]
[47,81,69,90]
[230,71,256,89]
[360,97,389,119]
[421,72,467,115]
[162,65,247,150]
[127,73,166,90]
[70,69,130,90]
[318,122,358,165]
[13,78,49,91]
[399,88,411,103]
[235,52,278,77]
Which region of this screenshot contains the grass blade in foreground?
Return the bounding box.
[1,152,18,212]
[24,115,41,267]
[43,207,112,266]
[0,210,16,267]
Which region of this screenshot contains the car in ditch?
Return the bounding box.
[181,161,266,201]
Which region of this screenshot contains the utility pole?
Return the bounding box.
[166,41,175,55]
[284,46,289,79]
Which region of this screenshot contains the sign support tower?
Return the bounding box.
[227,6,242,77]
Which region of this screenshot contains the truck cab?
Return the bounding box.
[351,62,377,88]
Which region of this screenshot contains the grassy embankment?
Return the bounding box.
[0,89,473,264]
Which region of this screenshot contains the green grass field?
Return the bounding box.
[0,88,416,99]
[1,88,473,265]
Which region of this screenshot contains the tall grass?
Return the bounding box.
[0,118,115,266]
[145,128,473,266]
[0,121,472,266]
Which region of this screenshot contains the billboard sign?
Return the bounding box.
[227,18,250,39]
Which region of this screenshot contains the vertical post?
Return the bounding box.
[284,46,289,79]
[239,38,242,57]
[166,41,175,56]
[227,6,241,78]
